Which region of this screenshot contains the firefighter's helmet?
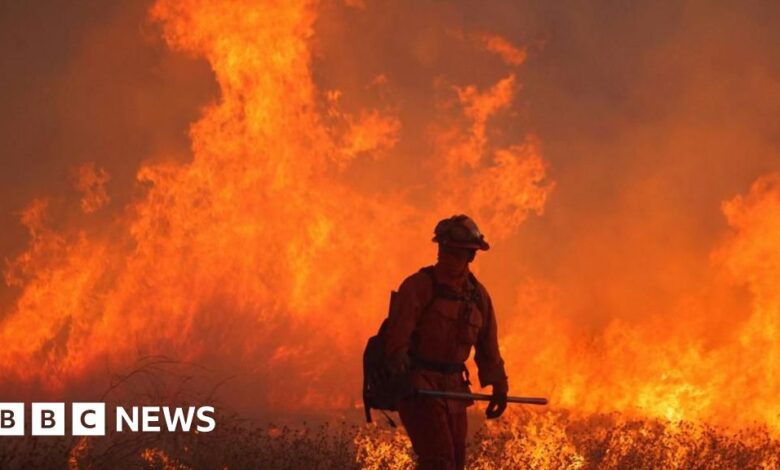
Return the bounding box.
[432,215,490,251]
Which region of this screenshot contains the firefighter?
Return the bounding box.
[384,214,509,470]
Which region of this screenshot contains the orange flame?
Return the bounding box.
[2,0,779,454]
[501,173,780,430]
[0,0,548,414]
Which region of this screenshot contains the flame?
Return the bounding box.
[141,448,190,469]
[68,437,90,470]
[2,0,780,465]
[73,163,111,214]
[474,33,528,66]
[500,173,780,430]
[0,0,548,411]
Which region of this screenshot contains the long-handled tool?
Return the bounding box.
[417,389,548,405]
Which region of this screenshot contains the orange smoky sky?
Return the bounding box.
[1,0,780,428]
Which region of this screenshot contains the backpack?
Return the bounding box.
[362,266,483,424]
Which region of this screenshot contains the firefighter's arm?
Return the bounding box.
[475,288,509,419]
[383,274,427,373]
[474,288,508,388]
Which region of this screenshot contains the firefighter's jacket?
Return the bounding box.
[384,263,507,412]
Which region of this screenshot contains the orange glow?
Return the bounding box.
[73,163,111,214]
[2,0,780,466]
[477,33,527,66]
[0,0,548,410]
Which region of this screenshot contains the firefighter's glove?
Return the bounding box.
[486,380,508,419]
[385,351,411,376]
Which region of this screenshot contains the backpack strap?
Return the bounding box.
[418,266,439,313]
[468,271,484,314]
[412,267,481,385]
[418,266,484,315]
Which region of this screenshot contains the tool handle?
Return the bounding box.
[416,389,548,405]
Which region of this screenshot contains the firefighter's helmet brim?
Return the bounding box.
[432,237,490,251]
[432,215,490,251]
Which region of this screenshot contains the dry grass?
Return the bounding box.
[2,411,779,469]
[4,361,775,468]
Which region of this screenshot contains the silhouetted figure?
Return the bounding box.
[385,215,508,470]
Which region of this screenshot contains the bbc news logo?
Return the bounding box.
[0,403,216,436]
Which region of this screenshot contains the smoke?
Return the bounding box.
[0,0,216,305]
[1,0,780,428]
[493,0,780,426]
[511,0,780,334]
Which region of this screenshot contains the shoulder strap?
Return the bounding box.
[418,266,439,314]
[418,266,484,315]
[467,272,484,314]
[408,267,486,361]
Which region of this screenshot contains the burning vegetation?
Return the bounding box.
[3,411,780,468]
[2,0,780,468]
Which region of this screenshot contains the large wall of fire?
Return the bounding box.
[1,0,780,431]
